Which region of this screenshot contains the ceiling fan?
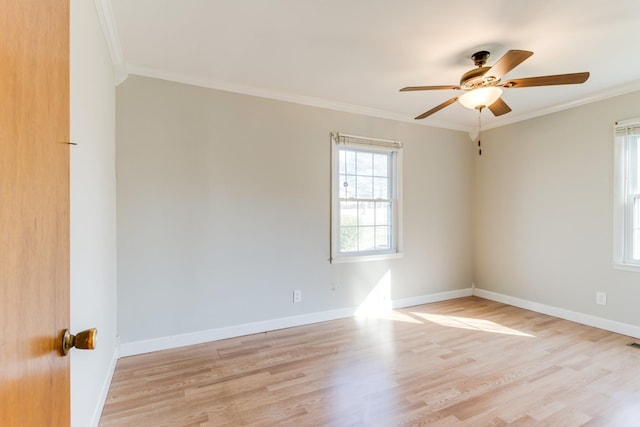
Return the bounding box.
[400,50,589,120]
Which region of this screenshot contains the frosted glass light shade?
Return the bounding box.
[459,86,503,110]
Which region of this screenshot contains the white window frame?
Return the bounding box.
[613,118,640,272]
[330,132,403,263]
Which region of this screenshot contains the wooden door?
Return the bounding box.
[0,1,70,426]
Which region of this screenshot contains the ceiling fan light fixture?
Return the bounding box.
[458,86,503,110]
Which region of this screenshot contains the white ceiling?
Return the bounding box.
[108,0,640,132]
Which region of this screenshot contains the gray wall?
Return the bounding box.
[116,76,474,344]
[475,91,640,327]
[70,1,117,426]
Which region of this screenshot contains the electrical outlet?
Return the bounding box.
[596,292,607,306]
[293,289,302,303]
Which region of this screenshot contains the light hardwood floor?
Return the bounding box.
[100,297,640,426]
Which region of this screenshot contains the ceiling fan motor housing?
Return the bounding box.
[460,67,499,90]
[459,50,501,90]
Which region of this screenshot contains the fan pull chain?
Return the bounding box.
[477,109,482,156]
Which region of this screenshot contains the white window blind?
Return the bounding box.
[332,132,403,150]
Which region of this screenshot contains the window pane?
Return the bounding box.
[634,197,640,260]
[356,176,373,199]
[340,227,358,252]
[358,227,375,251]
[334,142,400,258]
[630,136,640,194]
[340,201,358,226]
[375,226,390,250]
[339,174,357,199]
[358,201,375,226]
[356,151,373,176]
[375,202,390,226]
[345,150,356,175]
[373,177,389,199]
[373,153,389,177]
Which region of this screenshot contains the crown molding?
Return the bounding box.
[94,0,128,85]
[483,79,640,131]
[126,64,472,132]
[122,63,640,133]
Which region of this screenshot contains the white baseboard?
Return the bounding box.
[120,287,473,357]
[90,342,119,427]
[392,288,473,309]
[473,288,640,339]
[120,307,357,357]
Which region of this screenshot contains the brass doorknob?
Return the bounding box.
[62,328,97,356]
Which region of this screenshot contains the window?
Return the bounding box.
[330,132,402,262]
[614,119,640,270]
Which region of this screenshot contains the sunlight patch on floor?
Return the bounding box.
[358,310,424,324]
[410,312,535,337]
[352,270,534,335]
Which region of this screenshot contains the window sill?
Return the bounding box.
[613,262,640,273]
[331,252,403,264]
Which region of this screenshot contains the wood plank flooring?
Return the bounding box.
[99,297,640,426]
